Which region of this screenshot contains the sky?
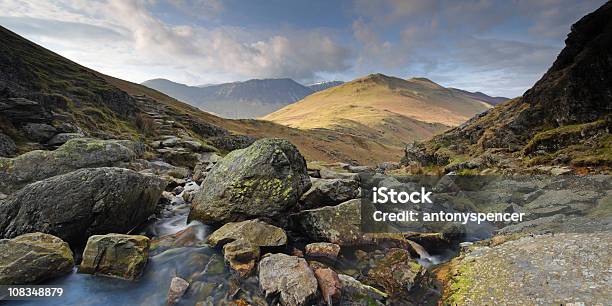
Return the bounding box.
[0,0,606,97]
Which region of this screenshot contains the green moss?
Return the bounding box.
[444,261,475,305]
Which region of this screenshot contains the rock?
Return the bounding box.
[338,274,387,305]
[0,167,166,245]
[223,239,260,276]
[313,267,342,305]
[190,138,311,224]
[157,147,200,168]
[0,233,74,285]
[0,133,16,157]
[179,182,200,202]
[0,98,52,124]
[161,136,179,147]
[79,234,150,280]
[300,178,360,209]
[366,248,424,297]
[207,219,287,248]
[293,199,369,246]
[149,222,207,255]
[305,242,341,260]
[192,152,220,183]
[319,168,360,181]
[0,138,144,193]
[46,133,83,146]
[258,253,319,306]
[440,233,612,305]
[167,277,190,305]
[22,123,57,142]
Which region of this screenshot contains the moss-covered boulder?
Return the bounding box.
[0,232,74,285]
[189,138,311,224]
[0,167,166,246]
[0,138,144,194]
[79,234,150,280]
[366,248,424,298]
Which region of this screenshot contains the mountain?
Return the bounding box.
[403,2,612,173]
[142,78,314,119]
[448,88,509,105]
[307,81,344,92]
[262,74,492,148]
[0,25,406,165]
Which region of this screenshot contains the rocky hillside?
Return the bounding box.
[307,80,344,92]
[402,2,612,174]
[263,74,492,148]
[142,78,314,118]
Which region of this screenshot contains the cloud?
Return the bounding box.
[0,0,351,84]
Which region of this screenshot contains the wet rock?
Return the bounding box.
[0,167,166,245]
[207,219,287,248]
[46,132,83,146]
[440,233,612,305]
[300,178,360,209]
[0,133,16,157]
[294,199,369,246]
[258,253,319,306]
[192,152,219,183]
[180,182,200,202]
[305,242,341,260]
[223,239,260,276]
[150,223,207,255]
[0,233,74,285]
[190,138,311,224]
[313,267,342,305]
[0,138,144,193]
[22,123,57,142]
[366,248,424,297]
[167,277,190,305]
[319,168,360,181]
[338,274,387,305]
[79,234,150,280]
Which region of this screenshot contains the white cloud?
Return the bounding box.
[0,0,351,84]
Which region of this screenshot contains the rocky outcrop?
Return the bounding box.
[300,178,360,209]
[79,234,150,280]
[0,138,144,193]
[258,253,319,306]
[440,233,612,305]
[0,232,74,285]
[189,138,311,224]
[0,167,166,245]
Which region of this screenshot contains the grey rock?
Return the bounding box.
[0,233,74,285]
[300,178,360,209]
[319,168,360,181]
[0,138,144,194]
[338,274,387,305]
[79,234,150,280]
[207,219,287,248]
[0,133,16,157]
[189,138,310,224]
[22,123,57,142]
[0,167,166,246]
[167,277,190,305]
[258,253,319,306]
[46,133,83,146]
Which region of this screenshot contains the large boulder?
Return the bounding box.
[0,167,166,245]
[300,178,360,209]
[0,138,144,193]
[189,138,311,224]
[79,234,150,280]
[293,199,369,246]
[0,232,74,285]
[258,253,319,305]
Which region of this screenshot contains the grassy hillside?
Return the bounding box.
[262,74,491,147]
